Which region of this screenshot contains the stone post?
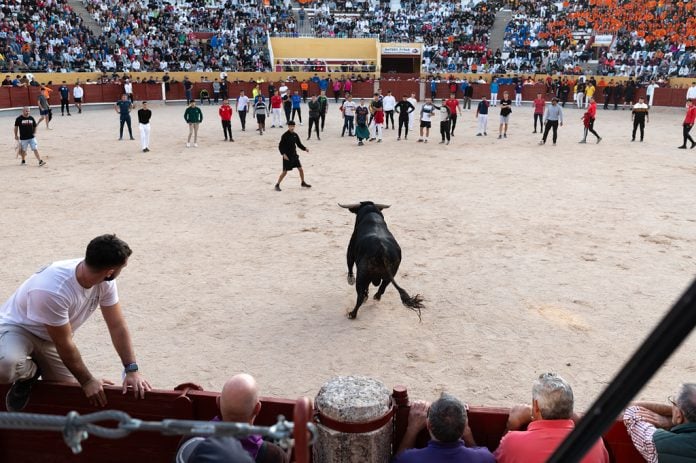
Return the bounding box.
[313,376,393,463]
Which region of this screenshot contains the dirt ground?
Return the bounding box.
[1,99,695,412]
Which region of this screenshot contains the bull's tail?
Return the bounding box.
[381,254,424,322]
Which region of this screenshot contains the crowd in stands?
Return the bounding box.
[83,0,300,72]
[0,0,102,72]
[2,0,696,78]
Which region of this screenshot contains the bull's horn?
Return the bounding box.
[373,204,391,209]
[338,203,361,209]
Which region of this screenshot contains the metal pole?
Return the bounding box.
[548,278,696,463]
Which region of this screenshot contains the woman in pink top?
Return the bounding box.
[678,99,696,149]
[533,93,545,133]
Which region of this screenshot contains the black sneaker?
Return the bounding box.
[38,160,46,167]
[301,182,312,188]
[275,184,281,191]
[6,366,42,411]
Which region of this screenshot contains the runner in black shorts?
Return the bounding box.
[275,121,311,191]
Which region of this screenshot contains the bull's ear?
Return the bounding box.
[374,204,391,210]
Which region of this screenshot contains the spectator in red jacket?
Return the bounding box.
[219,99,234,142]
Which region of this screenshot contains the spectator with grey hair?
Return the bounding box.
[623,383,696,463]
[393,393,495,462]
[494,372,609,463]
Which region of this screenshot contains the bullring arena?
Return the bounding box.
[1,97,695,413]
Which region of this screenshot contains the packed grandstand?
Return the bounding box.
[0,0,694,78]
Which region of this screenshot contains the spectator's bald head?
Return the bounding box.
[220,374,261,424]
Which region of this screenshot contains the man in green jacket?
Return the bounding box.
[624,383,696,463]
[184,101,203,147]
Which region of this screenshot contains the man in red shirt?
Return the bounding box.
[532,93,545,133]
[579,97,601,144]
[218,99,234,142]
[444,93,461,137]
[494,373,609,463]
[270,91,283,129]
[678,99,696,149]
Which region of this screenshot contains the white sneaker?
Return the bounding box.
[194,143,198,147]
[186,142,190,148]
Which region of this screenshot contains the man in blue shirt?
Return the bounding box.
[114,94,134,140]
[290,91,303,125]
[59,81,71,116]
[430,78,438,99]
[393,393,495,463]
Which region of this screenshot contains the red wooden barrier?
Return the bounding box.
[0,87,11,108]
[378,81,419,99]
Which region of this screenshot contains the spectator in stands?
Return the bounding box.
[179,436,253,463]
[494,372,609,462]
[623,383,696,462]
[0,234,151,411]
[176,374,287,463]
[393,393,495,462]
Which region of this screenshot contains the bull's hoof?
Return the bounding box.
[347,274,355,286]
[373,293,382,301]
[347,312,357,319]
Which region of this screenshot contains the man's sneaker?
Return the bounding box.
[271,125,275,128]
[397,137,401,141]
[67,113,71,116]
[194,143,198,147]
[596,137,602,144]
[301,182,312,188]
[275,184,281,191]
[503,133,507,138]
[6,366,41,412]
[424,139,428,143]
[446,140,450,145]
[369,138,375,142]
[439,141,444,144]
[417,139,423,142]
[678,145,687,149]
[130,137,135,140]
[539,141,545,145]
[692,142,696,149]
[230,138,234,142]
[476,133,482,136]
[377,139,381,143]
[186,142,191,148]
[498,134,502,139]
[484,132,488,136]
[579,140,587,144]
[358,141,364,146]
[38,160,46,167]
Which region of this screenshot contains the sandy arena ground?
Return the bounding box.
[1,99,696,412]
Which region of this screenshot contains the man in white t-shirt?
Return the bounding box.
[382,90,396,130]
[407,92,418,130]
[646,81,659,108]
[279,83,289,99]
[73,82,84,114]
[0,234,151,411]
[687,82,696,101]
[124,79,133,103]
[237,90,250,131]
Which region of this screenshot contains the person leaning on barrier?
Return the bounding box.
[623,383,696,463]
[0,234,151,411]
[393,393,495,463]
[176,373,289,463]
[494,372,609,463]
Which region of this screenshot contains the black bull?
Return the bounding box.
[340,202,424,320]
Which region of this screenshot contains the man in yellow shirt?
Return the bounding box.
[585,83,596,109]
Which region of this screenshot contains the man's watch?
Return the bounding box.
[124,362,139,374]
